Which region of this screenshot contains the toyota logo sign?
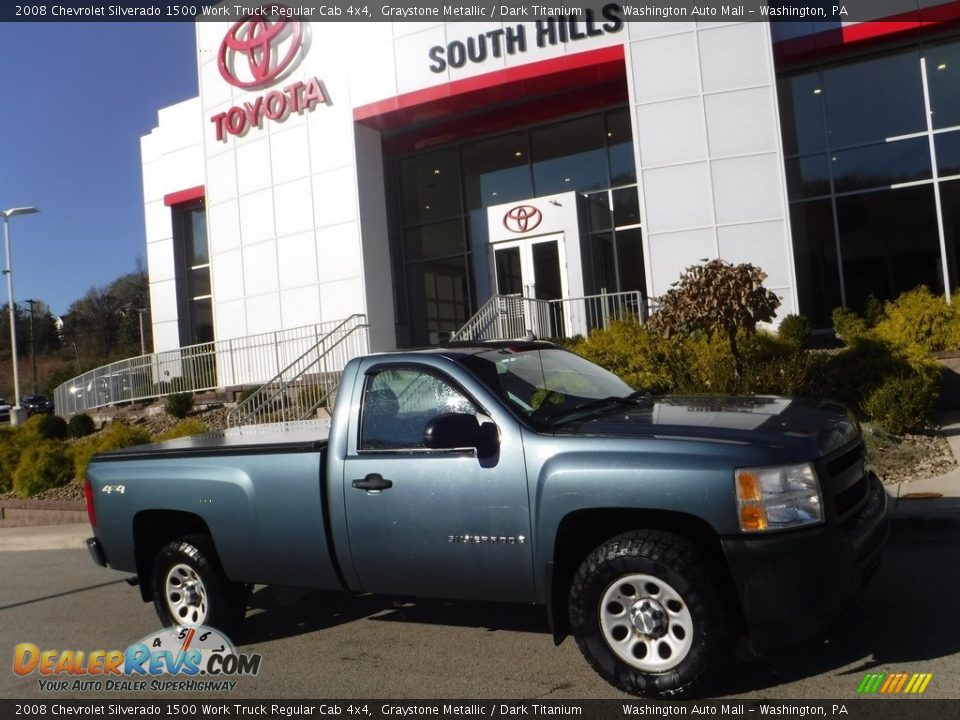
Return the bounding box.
[503,205,543,234]
[218,12,304,89]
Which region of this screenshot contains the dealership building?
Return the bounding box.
[140,2,960,375]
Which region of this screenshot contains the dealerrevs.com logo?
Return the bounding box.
[13,626,261,693]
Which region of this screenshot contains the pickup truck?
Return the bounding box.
[84,341,889,698]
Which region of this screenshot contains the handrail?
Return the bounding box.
[451,290,646,342]
[53,319,350,418]
[226,314,369,427]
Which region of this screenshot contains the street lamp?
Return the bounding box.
[1,206,40,424]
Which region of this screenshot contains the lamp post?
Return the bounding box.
[1,206,40,425]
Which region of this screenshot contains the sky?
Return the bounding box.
[0,21,199,316]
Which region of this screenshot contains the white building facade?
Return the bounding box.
[141,3,960,369]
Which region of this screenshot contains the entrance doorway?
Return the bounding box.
[492,234,568,339]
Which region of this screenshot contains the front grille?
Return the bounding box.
[822,441,869,524]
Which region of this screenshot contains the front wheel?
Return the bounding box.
[569,530,734,698]
[151,535,246,634]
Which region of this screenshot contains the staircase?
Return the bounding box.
[226,314,369,427]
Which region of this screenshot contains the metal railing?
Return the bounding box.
[450,290,647,342]
[53,319,357,417]
[227,314,370,427]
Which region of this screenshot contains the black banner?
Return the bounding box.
[2,700,960,720]
[1,1,954,23]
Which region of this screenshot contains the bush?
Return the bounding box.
[32,414,68,441]
[165,392,194,419]
[157,418,207,441]
[831,307,868,344]
[873,286,960,353]
[72,421,152,483]
[864,374,940,435]
[67,413,96,438]
[12,442,74,498]
[573,320,681,393]
[777,314,812,350]
[0,426,22,493]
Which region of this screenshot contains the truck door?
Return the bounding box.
[341,363,535,603]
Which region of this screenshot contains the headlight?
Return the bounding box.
[735,462,822,532]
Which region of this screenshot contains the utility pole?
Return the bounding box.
[25,298,37,395]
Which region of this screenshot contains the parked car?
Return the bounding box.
[0,397,10,423]
[22,394,54,416]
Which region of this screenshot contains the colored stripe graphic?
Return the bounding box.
[857,672,933,694]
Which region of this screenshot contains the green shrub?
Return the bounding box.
[831,307,868,344]
[237,386,259,404]
[864,374,940,435]
[873,285,960,353]
[72,421,152,483]
[67,413,96,438]
[12,442,74,498]
[33,414,68,441]
[574,320,681,393]
[777,314,812,350]
[157,418,207,441]
[0,426,22,493]
[165,392,194,419]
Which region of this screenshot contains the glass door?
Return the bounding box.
[492,235,566,338]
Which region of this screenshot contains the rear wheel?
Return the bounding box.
[151,535,246,634]
[569,530,733,698]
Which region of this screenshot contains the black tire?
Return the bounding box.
[569,530,733,698]
[151,535,246,635]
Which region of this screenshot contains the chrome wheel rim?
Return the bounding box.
[599,573,694,672]
[164,563,208,626]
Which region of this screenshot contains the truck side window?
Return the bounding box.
[360,368,477,451]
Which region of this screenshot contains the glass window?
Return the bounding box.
[777,71,828,156]
[785,154,831,198]
[613,187,641,226]
[616,228,646,295]
[359,368,476,451]
[462,132,532,211]
[940,180,960,291]
[402,220,465,261]
[836,186,943,310]
[936,130,960,177]
[586,192,612,232]
[188,267,211,297]
[406,256,471,346]
[789,200,842,329]
[189,297,214,344]
[926,40,960,130]
[830,137,932,192]
[606,108,637,185]
[822,50,925,148]
[400,148,461,226]
[532,115,608,195]
[585,233,617,295]
[187,209,209,266]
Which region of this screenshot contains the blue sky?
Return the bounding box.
[0,22,198,316]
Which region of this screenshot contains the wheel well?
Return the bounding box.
[132,511,213,602]
[549,509,743,642]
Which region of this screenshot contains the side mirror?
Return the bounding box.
[423,413,499,457]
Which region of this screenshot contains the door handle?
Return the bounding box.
[352,473,393,492]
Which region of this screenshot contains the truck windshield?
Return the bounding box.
[462,348,638,428]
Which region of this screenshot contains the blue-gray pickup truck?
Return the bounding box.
[84,341,888,697]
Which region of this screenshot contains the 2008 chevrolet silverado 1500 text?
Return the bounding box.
[84,341,889,697]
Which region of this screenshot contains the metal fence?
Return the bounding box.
[53,319,356,417]
[451,291,647,343]
[227,315,369,427]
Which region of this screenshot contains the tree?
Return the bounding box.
[648,259,780,382]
